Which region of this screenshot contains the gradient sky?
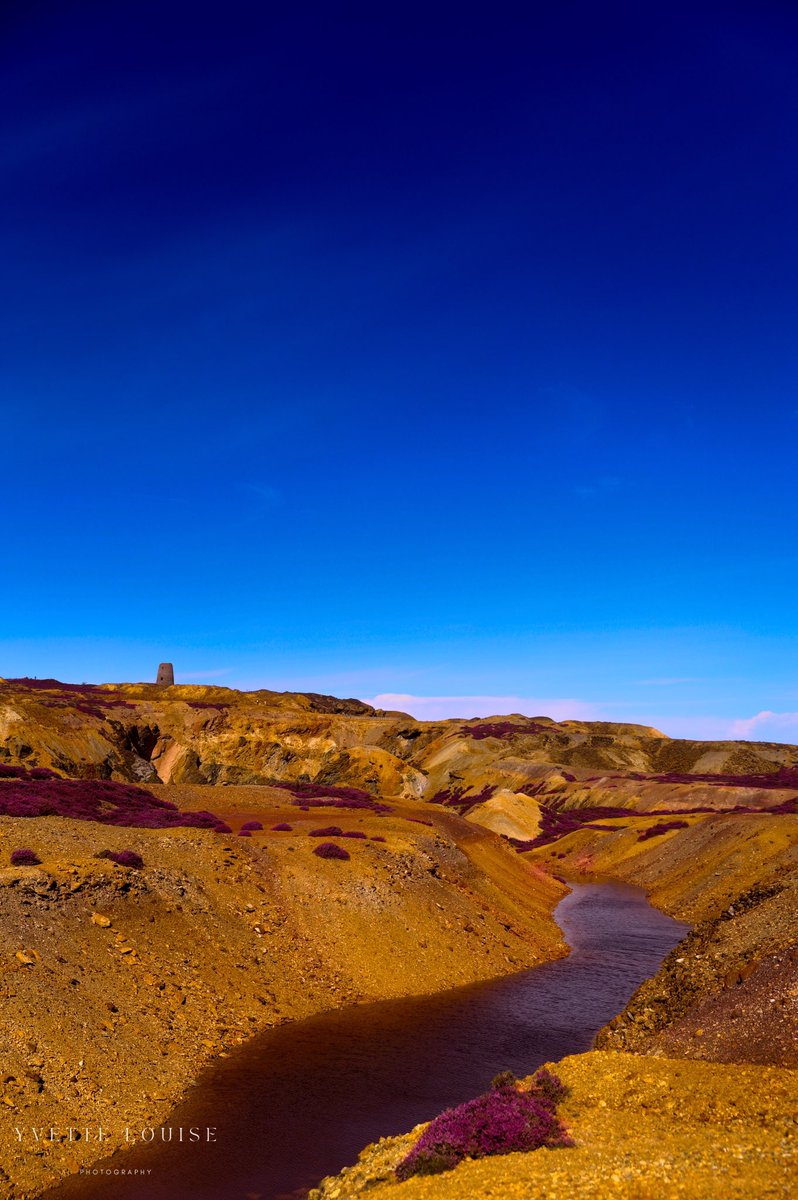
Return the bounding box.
[2,1,797,740]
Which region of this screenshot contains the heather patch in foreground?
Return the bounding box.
[0,776,231,832]
[395,1068,573,1180]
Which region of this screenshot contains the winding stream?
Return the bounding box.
[46,881,688,1200]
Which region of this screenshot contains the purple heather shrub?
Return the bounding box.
[271,823,293,831]
[0,764,58,781]
[309,825,344,837]
[370,835,386,842]
[238,829,252,837]
[462,720,557,741]
[340,830,367,838]
[395,1081,573,1181]
[240,820,263,831]
[98,849,144,869]
[490,1071,518,1090]
[281,781,392,814]
[529,1067,569,1107]
[10,848,41,866]
[0,764,28,779]
[312,842,350,860]
[649,767,798,789]
[429,784,497,816]
[4,678,135,708]
[0,776,231,832]
[637,820,689,842]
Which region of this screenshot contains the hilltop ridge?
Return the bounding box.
[2,677,795,802]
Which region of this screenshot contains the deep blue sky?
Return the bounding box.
[2,1,797,739]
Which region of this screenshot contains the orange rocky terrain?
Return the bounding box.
[1,676,797,1198]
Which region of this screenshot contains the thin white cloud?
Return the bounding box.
[728,711,798,741]
[365,694,603,722]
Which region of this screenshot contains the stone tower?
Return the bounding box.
[156,662,175,687]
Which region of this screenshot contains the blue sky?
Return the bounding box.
[2,2,797,740]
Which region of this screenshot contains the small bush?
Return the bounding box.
[529,1066,569,1106]
[10,848,41,866]
[238,829,252,837]
[340,830,367,839]
[97,849,144,869]
[490,1070,518,1091]
[395,1073,572,1180]
[312,842,350,860]
[240,820,263,831]
[271,823,293,831]
[309,825,344,837]
[370,835,386,842]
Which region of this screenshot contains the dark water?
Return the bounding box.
[45,883,688,1200]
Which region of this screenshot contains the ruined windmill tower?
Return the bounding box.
[156,662,175,687]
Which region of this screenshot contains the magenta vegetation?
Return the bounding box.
[10,848,41,866]
[271,823,293,831]
[97,849,144,869]
[312,841,350,860]
[240,820,263,831]
[309,825,344,837]
[461,720,559,741]
[625,767,798,790]
[2,678,135,717]
[279,781,392,814]
[637,820,690,842]
[429,784,497,815]
[0,764,59,780]
[0,773,231,832]
[395,1069,573,1180]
